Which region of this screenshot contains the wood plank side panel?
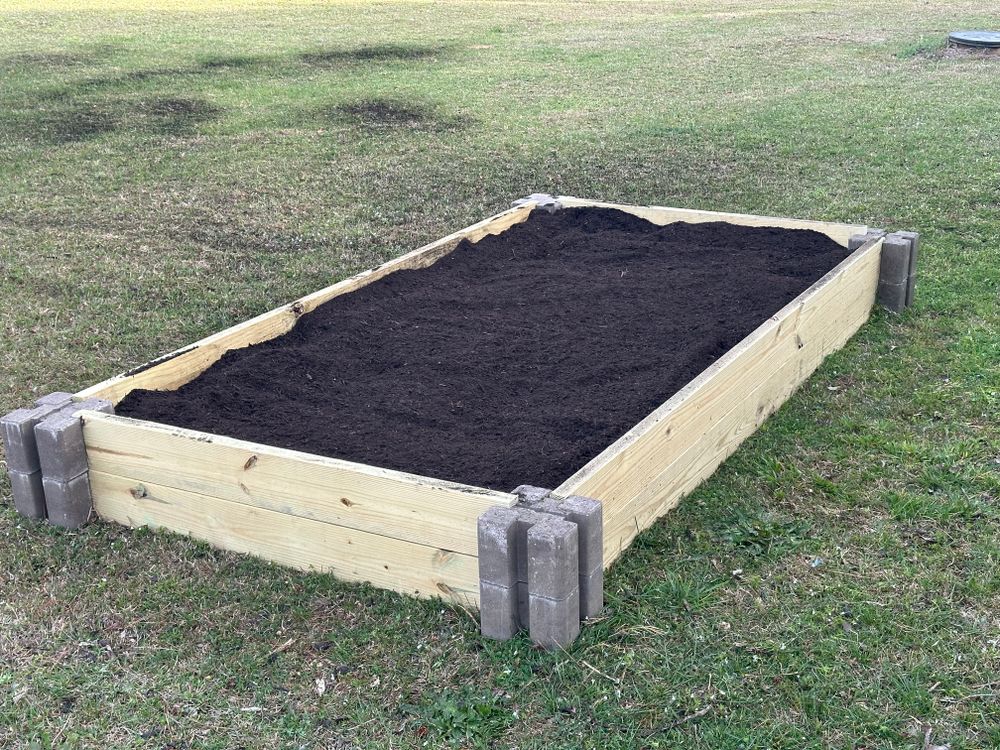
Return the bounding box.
[556,239,883,563]
[90,471,479,604]
[78,204,535,404]
[556,196,867,246]
[82,412,516,556]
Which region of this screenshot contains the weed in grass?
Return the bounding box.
[404,689,513,748]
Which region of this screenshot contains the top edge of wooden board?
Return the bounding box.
[76,203,536,404]
[555,196,867,246]
[552,234,885,499]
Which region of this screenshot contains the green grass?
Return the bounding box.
[1,1,999,747]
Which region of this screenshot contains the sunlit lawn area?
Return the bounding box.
[1,1,998,747]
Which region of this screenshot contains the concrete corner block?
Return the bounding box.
[896,230,920,307]
[3,402,74,473]
[34,411,88,482]
[557,495,603,573]
[513,484,551,505]
[529,589,581,650]
[480,581,519,641]
[8,469,46,519]
[526,516,579,600]
[32,397,112,483]
[42,473,92,529]
[579,566,604,620]
[477,506,519,587]
[878,234,913,314]
[511,193,562,213]
[33,392,74,408]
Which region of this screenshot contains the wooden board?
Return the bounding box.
[77,204,535,405]
[90,470,479,603]
[554,236,883,562]
[556,196,867,247]
[82,412,516,556]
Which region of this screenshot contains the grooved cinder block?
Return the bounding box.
[511,193,562,213]
[42,473,92,529]
[33,392,74,408]
[579,567,604,620]
[529,589,581,650]
[513,508,552,584]
[519,491,605,620]
[878,234,913,314]
[8,468,46,519]
[877,280,908,314]
[526,517,578,600]
[847,229,886,251]
[479,581,519,641]
[513,484,551,505]
[896,230,920,307]
[477,507,519,587]
[1,401,71,473]
[558,496,603,576]
[34,398,113,482]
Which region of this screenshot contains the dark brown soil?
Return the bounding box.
[117,207,852,491]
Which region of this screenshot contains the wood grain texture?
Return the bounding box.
[90,470,479,603]
[77,204,535,404]
[556,196,867,246]
[82,412,515,556]
[555,237,883,563]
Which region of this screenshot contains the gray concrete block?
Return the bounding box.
[877,280,908,314]
[8,468,46,519]
[513,508,551,583]
[33,397,112,482]
[558,495,603,576]
[480,581,519,641]
[42,473,92,529]
[513,484,551,505]
[477,507,519,587]
[527,516,579,600]
[880,234,911,286]
[33,392,74,408]
[529,589,581,650]
[847,229,886,251]
[896,230,920,307]
[35,411,88,482]
[68,397,114,417]
[511,193,562,213]
[517,580,529,628]
[848,232,869,252]
[579,567,604,620]
[2,402,70,473]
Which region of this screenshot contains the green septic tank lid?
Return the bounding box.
[949,30,1000,48]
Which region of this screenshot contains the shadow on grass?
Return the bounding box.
[0,44,119,71]
[3,95,223,144]
[323,97,471,132]
[299,43,449,66]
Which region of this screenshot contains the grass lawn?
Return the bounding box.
[1,0,998,747]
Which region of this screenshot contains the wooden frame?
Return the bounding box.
[73,197,881,606]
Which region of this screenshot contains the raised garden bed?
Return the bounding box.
[5,195,918,647]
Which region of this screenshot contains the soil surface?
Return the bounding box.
[117,207,853,491]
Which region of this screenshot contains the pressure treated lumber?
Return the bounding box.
[77,204,536,405]
[555,236,883,562]
[81,412,516,556]
[556,196,867,246]
[89,470,479,603]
